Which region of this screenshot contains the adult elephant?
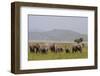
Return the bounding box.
[72,44,82,53]
[40,48,48,54]
[34,44,40,54]
[29,44,40,53]
[50,44,61,53]
[56,47,63,53]
[29,45,35,53]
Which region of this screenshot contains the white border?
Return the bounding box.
[20,7,95,70]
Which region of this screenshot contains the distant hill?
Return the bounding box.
[28,29,87,42]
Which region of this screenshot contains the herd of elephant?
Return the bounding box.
[29,43,84,54]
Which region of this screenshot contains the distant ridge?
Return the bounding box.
[28,29,87,41]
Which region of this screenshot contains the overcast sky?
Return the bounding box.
[28,15,88,34]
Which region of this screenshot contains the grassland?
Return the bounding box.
[28,42,88,60]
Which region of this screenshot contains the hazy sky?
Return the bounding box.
[28,15,88,34]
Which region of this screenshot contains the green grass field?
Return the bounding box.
[28,43,88,61]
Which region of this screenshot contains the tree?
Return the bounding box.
[79,38,83,42]
[74,38,84,44]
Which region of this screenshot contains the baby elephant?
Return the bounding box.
[65,48,70,53]
[40,48,48,54]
